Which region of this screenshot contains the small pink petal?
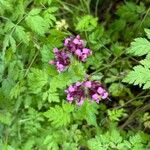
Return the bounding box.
[84,81,92,88]
[76,99,84,106]
[82,48,90,54]
[81,54,87,61]
[64,38,70,46]
[68,86,75,92]
[67,95,73,101]
[53,48,59,53]
[102,92,108,99]
[57,63,64,72]
[73,38,80,44]
[49,60,55,65]
[75,49,82,56]
[64,90,68,93]
[97,87,104,94]
[92,93,99,100]
[76,82,82,86]
[76,35,80,39]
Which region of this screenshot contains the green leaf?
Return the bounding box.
[88,136,103,150]
[0,112,12,125]
[88,129,123,150]
[68,60,85,81]
[9,81,26,99]
[74,101,98,126]
[28,68,48,93]
[40,45,53,63]
[108,83,125,97]
[42,90,60,103]
[9,36,16,52]
[107,108,125,121]
[116,2,139,22]
[49,72,72,92]
[44,103,74,127]
[3,34,10,52]
[14,25,29,45]
[145,28,150,39]
[76,15,98,32]
[43,7,58,27]
[25,9,49,35]
[123,65,150,89]
[140,58,150,68]
[44,134,60,150]
[127,38,150,56]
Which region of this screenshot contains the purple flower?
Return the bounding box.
[89,81,108,103]
[76,98,84,106]
[65,80,108,106]
[83,81,92,88]
[65,81,86,106]
[49,48,70,73]
[75,49,82,56]
[64,35,92,62]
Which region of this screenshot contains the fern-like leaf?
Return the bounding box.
[28,68,48,93]
[44,103,74,128]
[14,25,29,45]
[123,65,150,89]
[107,108,125,121]
[74,101,98,126]
[76,15,98,32]
[25,8,49,35]
[127,38,150,56]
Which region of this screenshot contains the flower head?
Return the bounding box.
[65,80,108,106]
[49,48,70,73]
[65,82,86,106]
[88,81,108,103]
[64,35,92,62]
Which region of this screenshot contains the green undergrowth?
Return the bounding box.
[0,0,150,149]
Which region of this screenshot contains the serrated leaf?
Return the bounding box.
[123,65,150,89]
[44,103,74,127]
[48,92,60,103]
[49,72,71,92]
[140,58,150,68]
[145,28,150,39]
[127,38,150,56]
[14,25,29,45]
[76,15,98,32]
[3,34,10,51]
[9,36,16,52]
[25,9,49,35]
[28,68,48,93]
[9,81,26,99]
[107,108,125,121]
[40,45,53,63]
[28,8,41,15]
[0,112,11,125]
[74,101,98,126]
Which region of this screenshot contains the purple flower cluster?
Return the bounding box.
[49,48,70,73]
[49,35,92,73]
[49,34,109,105]
[64,35,92,62]
[65,80,108,106]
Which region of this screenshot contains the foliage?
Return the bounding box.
[44,103,74,128]
[0,0,150,149]
[88,129,150,150]
[123,30,150,89]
